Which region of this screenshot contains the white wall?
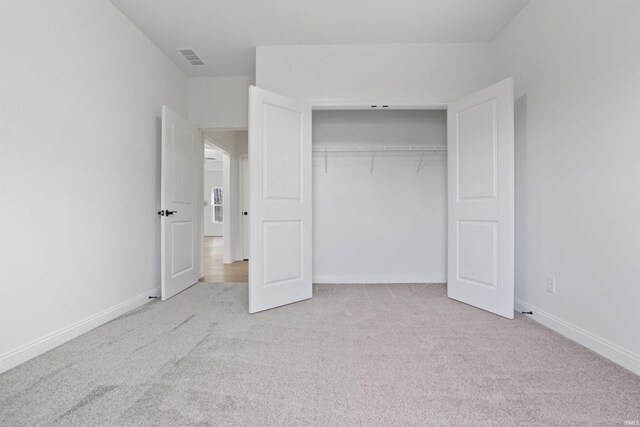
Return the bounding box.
[256,44,495,106]
[188,76,254,129]
[204,162,224,236]
[313,110,447,283]
[0,0,188,373]
[493,0,640,374]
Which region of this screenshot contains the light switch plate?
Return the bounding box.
[546,276,556,294]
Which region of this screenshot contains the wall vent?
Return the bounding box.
[176,48,204,66]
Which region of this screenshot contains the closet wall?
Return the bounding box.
[256,43,494,106]
[312,110,447,283]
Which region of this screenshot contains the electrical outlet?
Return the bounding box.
[546,276,556,294]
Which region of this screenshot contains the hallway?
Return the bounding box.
[201,236,248,283]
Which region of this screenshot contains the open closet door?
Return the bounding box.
[160,106,202,300]
[447,78,515,319]
[248,86,312,313]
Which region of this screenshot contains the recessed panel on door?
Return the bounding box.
[458,220,498,288]
[263,221,302,286]
[457,99,497,200]
[171,221,194,277]
[171,127,194,204]
[263,103,302,200]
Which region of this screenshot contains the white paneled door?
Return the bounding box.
[447,78,515,319]
[161,106,202,300]
[248,86,312,313]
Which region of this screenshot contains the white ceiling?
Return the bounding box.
[110,0,529,77]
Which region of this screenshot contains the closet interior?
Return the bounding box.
[311,109,448,283]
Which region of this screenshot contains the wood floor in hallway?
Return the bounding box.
[200,236,248,283]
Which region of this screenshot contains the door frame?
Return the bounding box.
[199,127,248,274]
[203,138,228,238]
[203,136,231,264]
[239,153,249,260]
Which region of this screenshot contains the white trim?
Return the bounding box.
[308,99,448,111]
[0,287,160,374]
[201,127,248,132]
[515,299,640,376]
[197,131,205,279]
[239,153,249,261]
[222,153,232,264]
[313,274,447,284]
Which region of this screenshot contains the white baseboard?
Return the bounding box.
[313,274,447,284]
[515,299,640,376]
[0,287,160,375]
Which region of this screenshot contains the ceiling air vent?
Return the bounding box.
[176,48,204,66]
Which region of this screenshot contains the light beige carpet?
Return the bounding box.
[0,283,638,426]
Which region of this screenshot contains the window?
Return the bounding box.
[211,187,223,223]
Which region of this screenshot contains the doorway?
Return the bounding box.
[202,236,247,282]
[201,132,249,283]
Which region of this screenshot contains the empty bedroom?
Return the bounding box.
[0,0,639,425]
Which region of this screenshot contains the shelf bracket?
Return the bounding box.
[324,149,328,174]
[416,151,426,173]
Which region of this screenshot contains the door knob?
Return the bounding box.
[243,212,248,216]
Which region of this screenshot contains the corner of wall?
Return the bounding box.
[0,287,160,374]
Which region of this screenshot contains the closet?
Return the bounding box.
[311,109,448,284]
[248,78,514,319]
